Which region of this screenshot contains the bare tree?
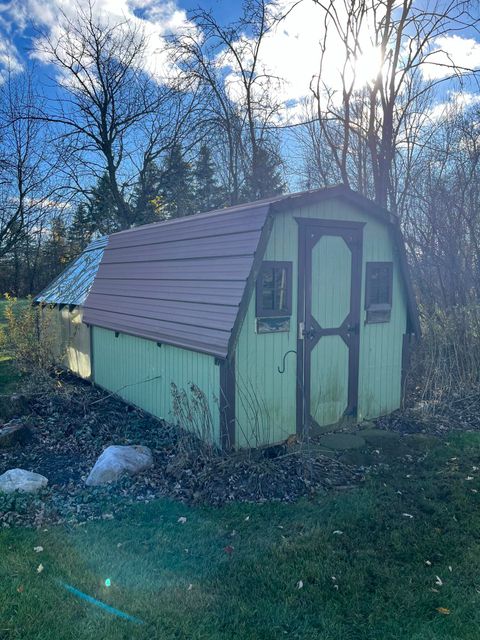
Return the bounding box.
[175,0,285,203]
[0,68,63,259]
[36,1,196,228]
[307,0,479,210]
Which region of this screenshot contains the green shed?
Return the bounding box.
[46,186,418,449]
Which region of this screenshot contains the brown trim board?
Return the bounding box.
[219,353,236,450]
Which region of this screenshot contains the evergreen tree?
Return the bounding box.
[87,172,121,234]
[242,145,285,202]
[158,144,194,219]
[41,216,70,284]
[193,144,225,213]
[132,161,164,224]
[68,203,95,256]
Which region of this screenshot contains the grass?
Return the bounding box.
[1,430,480,639]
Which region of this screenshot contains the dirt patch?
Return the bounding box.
[0,374,365,528]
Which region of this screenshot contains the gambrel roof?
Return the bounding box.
[82,186,419,359]
[35,236,108,306]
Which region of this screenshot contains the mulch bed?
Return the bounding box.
[376,391,480,436]
[0,375,364,528]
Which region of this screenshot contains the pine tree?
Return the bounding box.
[243,145,285,202]
[41,216,70,283]
[158,144,194,219]
[87,172,121,234]
[68,203,95,256]
[193,145,225,213]
[132,161,165,224]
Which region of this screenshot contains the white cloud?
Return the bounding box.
[428,90,480,121]
[1,0,197,83]
[1,0,480,118]
[422,35,480,81]
[0,33,23,80]
[217,1,480,124]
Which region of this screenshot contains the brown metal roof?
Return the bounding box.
[83,186,419,358]
[83,201,272,358]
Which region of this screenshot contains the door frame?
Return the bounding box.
[295,218,364,436]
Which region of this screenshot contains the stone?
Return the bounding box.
[0,420,33,448]
[0,469,48,494]
[318,433,366,450]
[85,445,153,486]
[0,393,30,422]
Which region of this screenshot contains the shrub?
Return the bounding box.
[0,294,58,375]
[412,304,480,402]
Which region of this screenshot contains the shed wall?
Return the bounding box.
[235,198,408,447]
[48,305,91,379]
[91,327,221,444]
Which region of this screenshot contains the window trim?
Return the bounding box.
[365,261,393,323]
[256,260,293,318]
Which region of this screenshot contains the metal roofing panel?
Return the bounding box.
[35,236,108,306]
[83,205,271,357]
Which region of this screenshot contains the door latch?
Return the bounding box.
[298,321,305,340]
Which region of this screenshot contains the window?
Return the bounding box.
[256,261,292,318]
[365,262,393,323]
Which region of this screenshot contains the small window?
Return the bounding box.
[256,261,292,318]
[365,262,393,323]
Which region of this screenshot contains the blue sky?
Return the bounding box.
[0,0,480,112]
[1,0,479,128]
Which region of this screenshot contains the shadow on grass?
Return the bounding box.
[1,433,480,639]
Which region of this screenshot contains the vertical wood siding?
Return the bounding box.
[92,327,221,443]
[235,198,407,447]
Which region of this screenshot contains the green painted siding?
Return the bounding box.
[235,198,407,447]
[92,327,221,444]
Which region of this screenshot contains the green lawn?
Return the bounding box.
[1,430,480,639]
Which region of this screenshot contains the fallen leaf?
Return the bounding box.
[332,530,343,535]
[244,516,250,521]
[466,476,474,481]
[17,585,24,593]
[425,560,432,565]
[435,576,443,586]
[178,517,187,524]
[37,564,44,574]
[448,566,452,572]
[402,513,414,518]
[437,607,450,615]
[296,580,303,589]
[224,545,234,555]
[33,546,43,553]
[187,584,193,591]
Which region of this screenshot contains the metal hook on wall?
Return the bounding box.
[278,350,297,374]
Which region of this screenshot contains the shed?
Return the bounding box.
[72,186,418,448]
[35,236,108,379]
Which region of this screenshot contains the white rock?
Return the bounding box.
[85,445,153,486]
[0,469,48,494]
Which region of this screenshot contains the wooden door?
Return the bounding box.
[296,219,363,434]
